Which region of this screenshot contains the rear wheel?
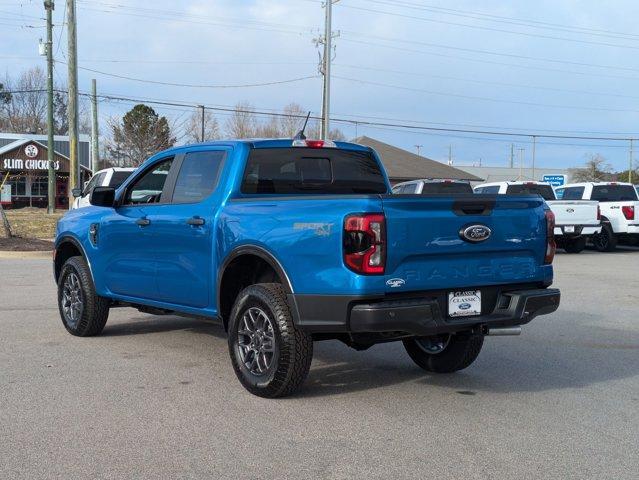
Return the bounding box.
[563,236,586,253]
[227,283,313,398]
[403,332,483,373]
[592,223,617,252]
[57,256,110,336]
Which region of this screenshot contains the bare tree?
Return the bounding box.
[279,103,306,137]
[224,101,258,138]
[185,108,221,143]
[255,116,281,138]
[1,67,47,133]
[569,154,614,182]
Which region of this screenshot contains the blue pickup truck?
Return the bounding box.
[54,138,560,397]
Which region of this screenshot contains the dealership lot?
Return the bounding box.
[1,249,638,479]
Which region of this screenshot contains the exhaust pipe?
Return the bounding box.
[487,326,521,336]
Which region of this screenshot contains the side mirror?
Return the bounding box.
[90,186,116,208]
[71,188,82,198]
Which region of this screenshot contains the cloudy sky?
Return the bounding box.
[3,0,639,172]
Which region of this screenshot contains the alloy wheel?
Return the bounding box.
[62,272,84,328]
[237,307,276,376]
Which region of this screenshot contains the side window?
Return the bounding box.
[124,158,173,205]
[562,187,584,200]
[172,151,225,204]
[554,188,565,199]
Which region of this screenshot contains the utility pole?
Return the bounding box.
[448,145,453,165]
[531,135,537,181]
[509,144,514,168]
[66,0,80,205]
[629,139,634,184]
[518,148,525,180]
[319,0,340,140]
[199,105,205,142]
[414,145,423,156]
[44,1,55,214]
[90,78,99,171]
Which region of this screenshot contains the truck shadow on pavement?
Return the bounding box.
[100,314,639,398]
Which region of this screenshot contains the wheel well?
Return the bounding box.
[54,241,82,282]
[218,254,285,330]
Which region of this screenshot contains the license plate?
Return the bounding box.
[448,290,481,318]
[564,225,575,233]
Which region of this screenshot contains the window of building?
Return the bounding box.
[7,177,27,196]
[31,176,48,196]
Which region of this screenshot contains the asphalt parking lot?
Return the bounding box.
[1,248,638,479]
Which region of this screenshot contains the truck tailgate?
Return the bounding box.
[381,195,549,293]
[547,200,599,226]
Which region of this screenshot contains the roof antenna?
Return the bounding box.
[293,111,312,141]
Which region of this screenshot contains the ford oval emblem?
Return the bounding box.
[460,224,492,243]
[459,303,471,310]
[386,278,406,288]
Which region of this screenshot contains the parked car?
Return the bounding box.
[474,181,601,253]
[53,138,560,398]
[71,167,135,209]
[556,182,639,251]
[392,179,474,194]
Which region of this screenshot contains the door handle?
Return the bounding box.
[187,216,205,226]
[136,218,151,227]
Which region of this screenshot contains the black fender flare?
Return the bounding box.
[54,235,92,282]
[217,245,294,307]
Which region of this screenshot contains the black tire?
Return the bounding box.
[563,236,586,253]
[57,256,110,336]
[592,223,617,252]
[227,283,313,398]
[403,332,484,373]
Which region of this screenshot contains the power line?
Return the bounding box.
[341,37,639,82]
[55,61,320,88]
[334,63,639,101]
[333,75,639,114]
[7,88,639,141]
[337,2,639,51]
[353,0,639,42]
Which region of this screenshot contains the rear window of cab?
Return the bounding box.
[241,148,387,194]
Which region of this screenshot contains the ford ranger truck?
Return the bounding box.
[557,182,639,251]
[53,139,560,398]
[475,181,601,253]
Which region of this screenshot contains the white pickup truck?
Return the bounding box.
[555,182,639,251]
[474,181,601,253]
[71,167,135,209]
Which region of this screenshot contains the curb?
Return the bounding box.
[0,250,52,259]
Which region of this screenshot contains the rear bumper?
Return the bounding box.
[554,224,601,237]
[289,286,560,336]
[626,225,639,234]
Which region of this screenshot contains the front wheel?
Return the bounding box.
[592,223,617,252]
[227,283,313,398]
[403,332,484,373]
[57,256,110,336]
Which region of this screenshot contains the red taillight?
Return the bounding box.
[622,205,635,220]
[305,139,325,148]
[597,205,601,221]
[292,139,336,148]
[544,210,556,264]
[343,213,386,275]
